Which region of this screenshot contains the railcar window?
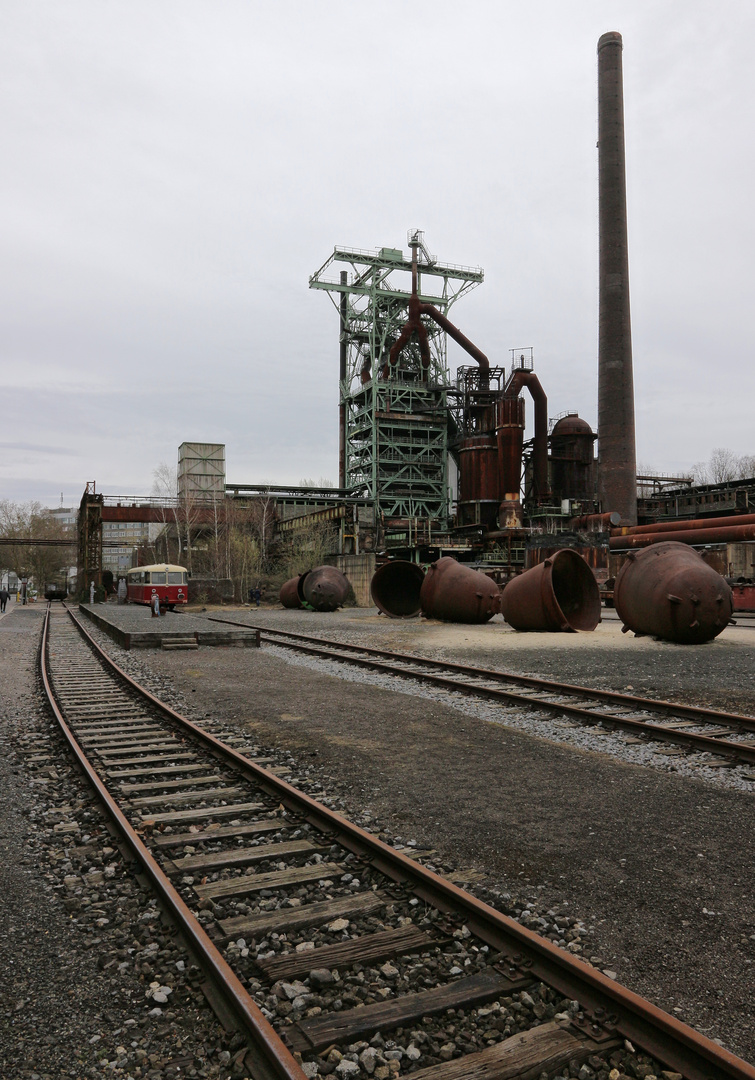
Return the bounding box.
[167,572,183,584]
[151,572,166,584]
[143,572,151,583]
[183,572,188,584]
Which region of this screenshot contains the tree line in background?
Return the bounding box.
[637,447,754,496]
[691,448,755,486]
[0,500,72,590]
[141,465,338,602]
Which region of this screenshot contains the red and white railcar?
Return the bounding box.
[126,564,188,610]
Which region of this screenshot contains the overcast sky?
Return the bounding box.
[1,1,753,507]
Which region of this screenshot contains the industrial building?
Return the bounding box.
[76,32,753,603]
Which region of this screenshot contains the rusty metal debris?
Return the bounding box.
[370,560,424,618]
[420,557,500,623]
[279,577,303,609]
[614,541,733,644]
[501,549,601,632]
[300,565,350,612]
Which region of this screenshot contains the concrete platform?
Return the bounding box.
[79,603,260,650]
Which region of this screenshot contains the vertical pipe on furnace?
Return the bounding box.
[597,31,637,525]
[339,270,348,489]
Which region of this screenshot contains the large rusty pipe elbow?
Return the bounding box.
[505,370,550,499]
[500,550,601,632]
[614,541,733,644]
[419,303,490,387]
[420,557,501,623]
[371,561,425,618]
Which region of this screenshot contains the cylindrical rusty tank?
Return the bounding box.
[501,549,601,632]
[419,557,500,623]
[457,434,500,529]
[300,565,350,612]
[549,414,597,504]
[279,576,302,609]
[496,396,525,500]
[371,561,424,618]
[614,541,733,644]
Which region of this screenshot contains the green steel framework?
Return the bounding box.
[310,234,484,528]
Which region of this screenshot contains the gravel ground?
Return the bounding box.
[2,600,754,1074]
[0,602,257,1080]
[126,603,755,1062]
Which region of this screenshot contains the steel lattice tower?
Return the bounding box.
[310,232,483,532]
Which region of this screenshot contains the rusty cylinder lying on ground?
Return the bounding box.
[500,549,601,632]
[614,541,733,644]
[279,577,303,609]
[419,557,500,623]
[299,565,350,612]
[370,561,425,618]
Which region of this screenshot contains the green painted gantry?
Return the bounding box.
[310,234,484,530]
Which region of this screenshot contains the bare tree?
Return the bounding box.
[0,500,72,591]
[692,448,755,485]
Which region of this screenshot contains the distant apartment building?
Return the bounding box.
[49,505,78,530]
[102,520,150,576]
[47,504,78,589]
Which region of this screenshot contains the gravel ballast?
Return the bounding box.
[2,600,754,1072]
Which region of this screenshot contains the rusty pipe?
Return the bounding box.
[279,576,303,609]
[613,513,755,537]
[505,369,550,500]
[614,541,733,644]
[300,565,350,611]
[610,523,755,550]
[339,270,348,487]
[420,557,501,623]
[496,396,525,500]
[419,302,489,387]
[387,294,432,374]
[501,550,601,632]
[371,560,425,618]
[569,511,621,531]
[385,244,431,377]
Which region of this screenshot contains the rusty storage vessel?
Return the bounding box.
[279,576,303,608]
[420,557,500,623]
[299,565,350,612]
[501,549,601,632]
[371,561,425,618]
[614,541,733,644]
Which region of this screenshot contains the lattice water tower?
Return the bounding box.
[177,443,226,502]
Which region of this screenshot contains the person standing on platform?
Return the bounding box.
[89,581,95,605]
[0,587,9,613]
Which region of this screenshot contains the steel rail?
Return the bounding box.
[209,618,755,729]
[64,604,755,1080]
[40,605,304,1080]
[204,619,755,764]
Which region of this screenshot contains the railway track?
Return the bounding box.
[204,618,755,767]
[41,603,755,1080]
